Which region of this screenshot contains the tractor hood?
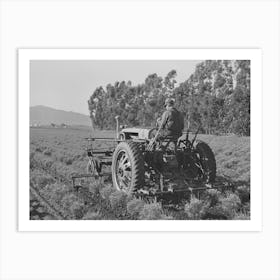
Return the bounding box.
[120,127,156,140]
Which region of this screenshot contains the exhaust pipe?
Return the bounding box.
[115,116,119,139]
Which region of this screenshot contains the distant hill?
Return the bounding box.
[30,105,91,126]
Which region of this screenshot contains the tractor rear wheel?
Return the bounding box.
[112,142,144,194]
[194,141,216,183]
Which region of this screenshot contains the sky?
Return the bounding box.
[30,60,201,115]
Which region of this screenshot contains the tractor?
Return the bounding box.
[72,116,218,197]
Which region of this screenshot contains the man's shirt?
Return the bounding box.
[160,107,184,135]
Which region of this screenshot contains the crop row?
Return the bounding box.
[30,184,67,220]
[30,156,250,220]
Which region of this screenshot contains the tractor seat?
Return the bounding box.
[158,134,181,152]
[163,133,183,141]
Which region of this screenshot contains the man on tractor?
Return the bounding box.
[157,98,184,139]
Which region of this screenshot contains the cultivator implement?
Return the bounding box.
[72,170,234,200]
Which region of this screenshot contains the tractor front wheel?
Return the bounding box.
[112,142,144,194]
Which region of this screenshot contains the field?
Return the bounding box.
[30,127,250,220]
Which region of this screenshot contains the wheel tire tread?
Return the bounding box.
[112,141,144,193]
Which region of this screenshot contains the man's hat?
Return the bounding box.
[165,98,175,107]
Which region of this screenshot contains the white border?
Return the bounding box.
[18,49,262,231]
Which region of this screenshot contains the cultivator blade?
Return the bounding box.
[71,172,112,190]
[135,177,235,198]
[71,174,96,190]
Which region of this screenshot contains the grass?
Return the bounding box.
[197,134,250,182]
[30,127,250,220]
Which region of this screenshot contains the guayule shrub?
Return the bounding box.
[30,152,36,169]
[184,197,209,220]
[82,211,102,220]
[43,148,52,156]
[205,192,242,220]
[242,202,250,213]
[219,192,241,218]
[139,202,165,220]
[35,147,43,152]
[69,201,85,219]
[127,198,145,219]
[31,172,55,189]
[42,183,70,204]
[64,157,73,165]
[204,189,222,207]
[236,185,250,204]
[30,169,43,182]
[109,191,128,218]
[36,155,54,169]
[100,185,115,200]
[84,180,118,217]
[61,193,85,219]
[232,212,250,220]
[88,178,105,195]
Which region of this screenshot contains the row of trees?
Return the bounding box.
[88,60,250,136]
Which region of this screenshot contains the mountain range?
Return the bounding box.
[30,105,91,126]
